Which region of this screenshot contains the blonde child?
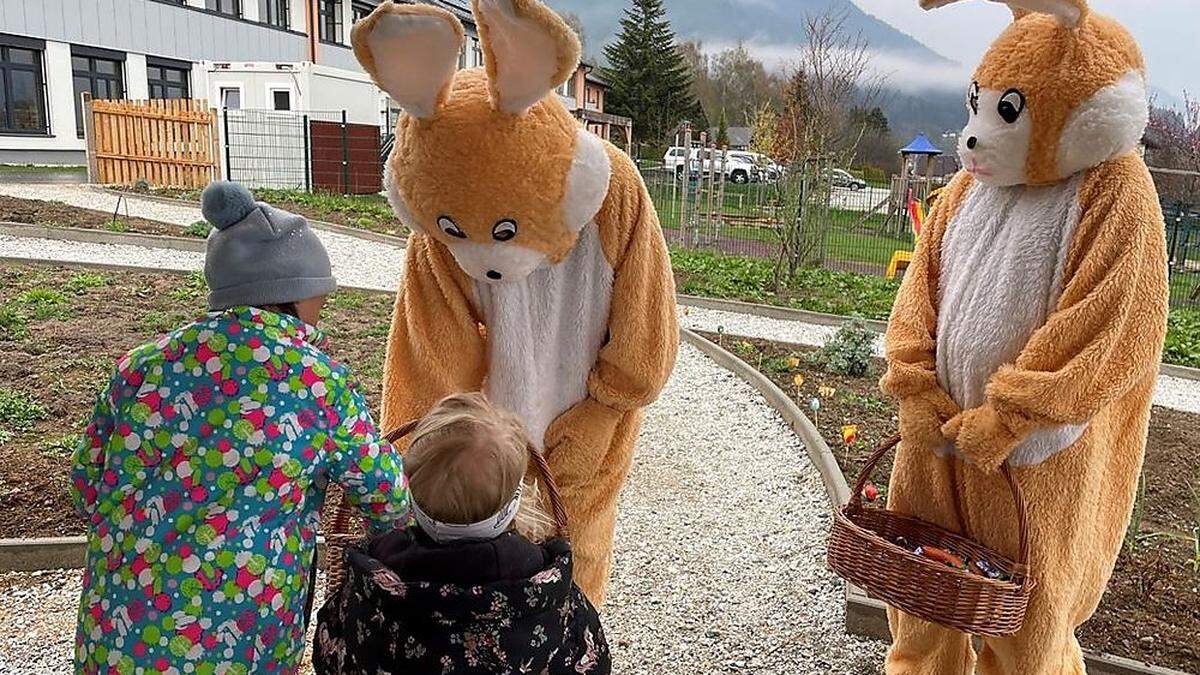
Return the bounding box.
[314,393,609,674]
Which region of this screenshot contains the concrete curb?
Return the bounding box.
[678,294,889,334]
[0,537,330,573]
[91,186,409,248]
[0,222,206,253]
[683,328,1195,675]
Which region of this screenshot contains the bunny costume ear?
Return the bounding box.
[920,0,1088,27]
[352,4,466,120]
[472,0,582,115]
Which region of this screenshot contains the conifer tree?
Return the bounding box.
[603,0,699,146]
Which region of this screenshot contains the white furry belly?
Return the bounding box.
[475,222,614,448]
[936,177,1087,466]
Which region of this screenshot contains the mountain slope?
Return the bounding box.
[545,0,953,64]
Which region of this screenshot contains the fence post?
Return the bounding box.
[303,114,312,193]
[340,110,350,195]
[223,107,233,182]
[716,145,728,246]
[679,124,692,246]
[691,134,708,248]
[81,92,98,184]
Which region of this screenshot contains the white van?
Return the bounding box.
[662,147,760,184]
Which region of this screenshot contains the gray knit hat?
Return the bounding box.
[201,181,337,311]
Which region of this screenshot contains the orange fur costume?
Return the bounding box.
[352,0,678,605]
[882,1,1168,673]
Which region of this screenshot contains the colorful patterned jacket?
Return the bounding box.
[71,306,410,675]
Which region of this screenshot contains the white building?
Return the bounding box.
[0,0,482,165]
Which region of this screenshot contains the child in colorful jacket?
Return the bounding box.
[70,182,411,675]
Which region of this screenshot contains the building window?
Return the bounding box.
[146,58,191,99]
[319,0,344,43]
[352,0,375,23]
[220,87,242,110]
[0,37,48,135]
[72,48,125,137]
[206,0,241,16]
[271,89,292,111]
[260,0,289,28]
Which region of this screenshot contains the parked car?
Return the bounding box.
[662,147,761,184]
[825,168,868,191]
[742,152,785,182]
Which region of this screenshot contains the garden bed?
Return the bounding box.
[699,331,1200,673]
[117,185,406,239]
[0,194,201,238]
[0,262,394,540]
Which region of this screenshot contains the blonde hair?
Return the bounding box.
[402,392,556,542]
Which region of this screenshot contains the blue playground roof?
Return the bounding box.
[900,134,943,156]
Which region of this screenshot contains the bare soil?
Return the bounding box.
[0,194,195,237]
[0,263,393,541]
[699,332,1200,673]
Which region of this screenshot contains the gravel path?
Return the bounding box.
[0,183,403,292]
[0,344,885,674]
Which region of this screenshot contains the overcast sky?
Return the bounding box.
[850,0,1198,101]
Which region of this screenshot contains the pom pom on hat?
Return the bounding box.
[201,181,258,231]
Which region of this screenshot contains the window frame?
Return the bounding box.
[351,0,375,24]
[205,0,242,17]
[146,56,191,100]
[219,85,244,111]
[260,0,289,29]
[72,46,126,138]
[268,85,293,111]
[0,35,49,136]
[318,0,345,44]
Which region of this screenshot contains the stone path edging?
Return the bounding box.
[0,222,206,253]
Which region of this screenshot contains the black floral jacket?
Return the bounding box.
[314,533,610,674]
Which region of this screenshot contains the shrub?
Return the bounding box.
[14,287,71,320]
[807,319,876,377]
[64,272,108,295]
[0,388,48,445]
[1165,308,1200,369]
[133,178,151,193]
[184,220,212,238]
[0,305,27,341]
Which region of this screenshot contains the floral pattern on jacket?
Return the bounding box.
[314,537,610,674]
[71,306,410,675]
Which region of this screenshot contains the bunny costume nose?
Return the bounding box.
[966,136,978,149]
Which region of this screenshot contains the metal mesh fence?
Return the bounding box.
[222,109,381,194]
[649,158,1200,310]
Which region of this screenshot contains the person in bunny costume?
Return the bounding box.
[881,0,1168,672]
[351,0,678,605]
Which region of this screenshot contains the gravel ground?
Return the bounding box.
[679,305,1200,415]
[0,344,886,674]
[0,183,403,292]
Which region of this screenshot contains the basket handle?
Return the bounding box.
[848,434,1029,567]
[384,423,571,539]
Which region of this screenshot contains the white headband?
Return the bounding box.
[411,484,524,545]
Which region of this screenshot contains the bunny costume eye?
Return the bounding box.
[967,81,981,114]
[438,216,467,239]
[998,89,1026,124]
[492,219,518,242]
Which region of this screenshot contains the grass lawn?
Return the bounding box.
[123,186,406,239]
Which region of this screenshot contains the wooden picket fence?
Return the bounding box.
[82,94,221,188]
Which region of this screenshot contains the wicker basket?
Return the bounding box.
[322,425,571,593]
[826,434,1033,637]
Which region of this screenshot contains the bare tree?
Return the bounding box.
[776,10,884,166]
[772,10,886,289]
[1147,92,1200,204]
